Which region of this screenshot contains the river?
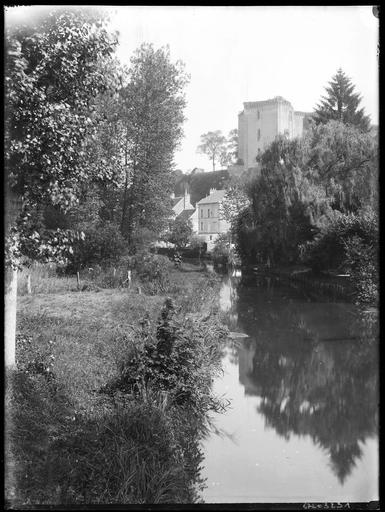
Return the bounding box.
[200,271,379,503]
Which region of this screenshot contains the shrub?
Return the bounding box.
[134,252,171,295]
[302,209,378,272]
[186,236,207,257]
[302,208,379,304]
[344,235,379,305]
[211,234,231,266]
[212,234,240,267]
[103,298,228,418]
[66,222,127,272]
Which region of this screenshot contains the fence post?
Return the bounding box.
[27,274,32,295]
[127,269,132,288]
[77,271,81,291]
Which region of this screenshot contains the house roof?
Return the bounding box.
[172,196,185,208]
[197,189,226,205]
[176,209,195,222]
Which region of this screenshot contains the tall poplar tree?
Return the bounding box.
[313,68,371,132]
[119,44,189,246]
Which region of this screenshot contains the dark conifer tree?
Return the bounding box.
[313,68,371,132]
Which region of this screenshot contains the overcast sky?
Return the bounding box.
[6,5,379,173]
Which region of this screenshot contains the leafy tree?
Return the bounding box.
[165,217,193,249]
[313,68,371,132]
[234,120,378,267]
[307,120,378,213]
[183,169,230,205]
[219,182,250,229]
[197,130,227,172]
[119,44,189,247]
[219,128,239,167]
[4,7,119,366]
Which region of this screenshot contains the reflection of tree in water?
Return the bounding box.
[234,275,378,484]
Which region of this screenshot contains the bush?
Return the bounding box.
[66,222,127,272]
[134,252,171,295]
[302,209,378,272]
[344,235,379,305]
[211,234,230,266]
[103,298,228,417]
[186,236,207,257]
[302,208,379,304]
[212,234,240,267]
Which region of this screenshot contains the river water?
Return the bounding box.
[200,271,379,503]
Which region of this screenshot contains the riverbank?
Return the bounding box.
[5,263,227,506]
[248,264,358,303]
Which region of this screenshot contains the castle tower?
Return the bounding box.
[238,96,311,171]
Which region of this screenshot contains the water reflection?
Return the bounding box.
[221,274,378,485]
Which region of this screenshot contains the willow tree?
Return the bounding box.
[4,7,119,367]
[119,44,189,247]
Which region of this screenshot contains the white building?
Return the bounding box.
[197,189,230,251]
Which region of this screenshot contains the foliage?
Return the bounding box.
[8,268,226,505]
[344,236,379,305]
[165,217,193,249]
[211,233,241,268]
[16,333,56,385]
[179,169,230,206]
[235,121,378,267]
[103,297,228,417]
[301,208,378,304]
[197,130,227,172]
[134,252,171,295]
[119,44,189,245]
[5,8,120,267]
[66,221,127,272]
[313,68,371,132]
[219,181,250,233]
[188,235,207,253]
[224,128,239,165]
[307,120,378,213]
[211,234,231,266]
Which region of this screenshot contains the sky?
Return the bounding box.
[5,5,379,173]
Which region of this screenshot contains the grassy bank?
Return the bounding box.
[6,262,227,506]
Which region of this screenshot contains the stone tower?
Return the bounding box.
[238,96,311,171]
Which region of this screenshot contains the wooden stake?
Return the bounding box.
[27,274,32,294]
[77,271,80,290]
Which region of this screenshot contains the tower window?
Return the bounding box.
[201,222,203,231]
[257,110,260,120]
[257,129,261,141]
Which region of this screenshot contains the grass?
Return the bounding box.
[6,261,225,506]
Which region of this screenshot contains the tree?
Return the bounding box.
[197,130,227,172]
[4,7,119,366]
[313,68,371,132]
[119,44,189,247]
[234,120,378,266]
[219,182,250,229]
[165,217,193,249]
[220,128,239,167]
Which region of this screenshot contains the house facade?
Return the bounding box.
[238,96,311,171]
[197,189,230,251]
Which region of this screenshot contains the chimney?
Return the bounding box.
[171,192,175,199]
